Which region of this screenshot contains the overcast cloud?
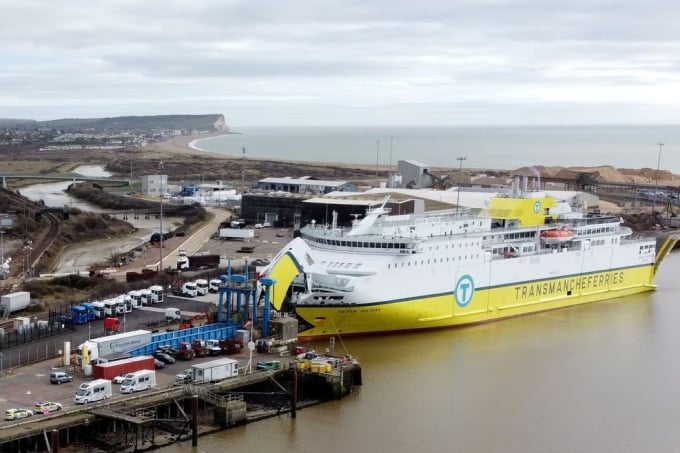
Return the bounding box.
[1,0,679,126]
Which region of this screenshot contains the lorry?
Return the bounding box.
[165,308,181,322]
[208,279,222,293]
[177,342,196,360]
[0,291,30,314]
[120,369,156,394]
[172,281,198,297]
[195,279,209,296]
[176,254,220,271]
[93,355,155,380]
[71,306,89,325]
[74,379,112,404]
[103,317,120,334]
[218,228,255,240]
[191,358,239,384]
[76,330,152,365]
[205,339,223,356]
[149,285,164,303]
[191,339,210,357]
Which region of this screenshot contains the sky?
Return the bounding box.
[2,0,680,126]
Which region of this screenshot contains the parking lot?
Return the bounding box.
[0,342,271,427]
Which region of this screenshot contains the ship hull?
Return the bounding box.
[295,264,655,339]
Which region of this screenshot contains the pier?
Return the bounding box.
[0,352,361,452]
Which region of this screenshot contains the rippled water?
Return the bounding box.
[157,252,680,453]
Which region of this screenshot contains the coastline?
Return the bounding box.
[150,133,401,172]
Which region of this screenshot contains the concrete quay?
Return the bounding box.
[0,347,362,452]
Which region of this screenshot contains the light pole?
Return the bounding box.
[159,161,164,272]
[653,143,663,212]
[375,140,381,180]
[456,156,467,214]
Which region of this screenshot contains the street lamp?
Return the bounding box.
[456,156,467,214]
[653,143,663,212]
[159,161,164,272]
[375,140,381,180]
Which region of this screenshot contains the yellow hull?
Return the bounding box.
[295,264,656,339]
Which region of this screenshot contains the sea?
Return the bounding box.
[191,125,680,172]
[155,252,680,453]
[159,125,680,453]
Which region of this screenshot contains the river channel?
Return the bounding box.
[19,166,180,274]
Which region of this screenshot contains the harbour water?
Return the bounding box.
[158,251,680,453]
[192,125,680,172]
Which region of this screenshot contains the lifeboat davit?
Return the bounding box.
[540,227,575,244]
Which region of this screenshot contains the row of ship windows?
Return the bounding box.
[580,226,615,235]
[387,255,482,269]
[639,244,654,254]
[429,242,481,251]
[311,238,409,249]
[501,231,536,240]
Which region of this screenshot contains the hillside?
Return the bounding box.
[2,114,227,132]
[513,165,680,185]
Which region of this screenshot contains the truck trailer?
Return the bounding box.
[177,254,220,271]
[218,228,255,240]
[93,355,156,380]
[0,291,30,314]
[76,330,152,365]
[191,358,239,383]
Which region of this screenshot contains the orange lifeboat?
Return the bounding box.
[540,227,575,244]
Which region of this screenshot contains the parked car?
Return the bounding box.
[175,368,192,384]
[49,371,73,384]
[154,358,166,369]
[5,408,34,421]
[34,401,62,413]
[113,373,134,384]
[154,351,176,364]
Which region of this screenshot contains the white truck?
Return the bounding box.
[0,291,30,314]
[120,370,156,394]
[191,358,239,383]
[74,379,112,404]
[149,285,164,303]
[219,228,255,240]
[165,308,181,322]
[208,279,222,293]
[195,279,209,296]
[173,281,197,297]
[76,330,152,366]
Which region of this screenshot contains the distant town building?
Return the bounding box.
[257,177,357,194]
[141,174,167,196]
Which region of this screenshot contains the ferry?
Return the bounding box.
[262,184,677,339]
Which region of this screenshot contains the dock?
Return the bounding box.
[0,354,361,452]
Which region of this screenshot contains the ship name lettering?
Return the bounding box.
[513,271,624,300]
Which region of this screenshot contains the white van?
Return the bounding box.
[120,370,156,394]
[74,379,112,404]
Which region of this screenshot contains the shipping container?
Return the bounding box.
[93,356,156,380]
[0,292,30,313]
